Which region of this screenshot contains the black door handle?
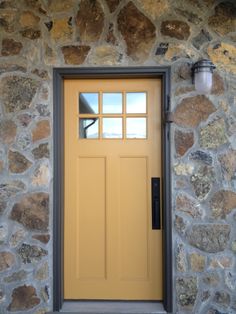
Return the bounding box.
[152,178,161,230]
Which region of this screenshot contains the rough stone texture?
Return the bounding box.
[173,95,216,128]
[176,243,187,272]
[0,76,39,113]
[4,270,28,283]
[117,2,156,61]
[174,163,194,176]
[51,18,73,43]
[208,2,236,36]
[211,72,225,95]
[190,150,213,165]
[62,45,90,65]
[8,150,32,173]
[192,29,212,49]
[203,272,220,286]
[18,243,47,264]
[0,180,25,199]
[35,262,48,280]
[1,38,23,56]
[200,118,228,149]
[76,0,104,43]
[175,214,188,236]
[48,0,74,12]
[32,234,50,244]
[7,285,40,311]
[161,20,190,40]
[10,192,49,231]
[213,291,231,308]
[209,257,233,269]
[20,28,41,39]
[32,143,50,159]
[191,166,214,200]
[175,129,194,156]
[32,120,50,142]
[136,0,169,21]
[210,190,236,219]
[9,229,26,247]
[188,224,230,253]
[0,252,15,271]
[32,162,50,186]
[207,43,236,74]
[20,10,40,27]
[189,253,205,272]
[89,45,121,65]
[176,194,202,218]
[105,0,120,12]
[176,277,198,310]
[0,120,17,144]
[218,150,236,181]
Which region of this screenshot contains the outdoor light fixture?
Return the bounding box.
[192,59,216,94]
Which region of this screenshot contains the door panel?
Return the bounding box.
[64,78,162,300]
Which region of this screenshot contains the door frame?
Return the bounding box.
[53,67,173,313]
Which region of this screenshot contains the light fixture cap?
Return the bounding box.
[193,59,216,74]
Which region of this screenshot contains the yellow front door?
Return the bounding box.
[64,78,162,300]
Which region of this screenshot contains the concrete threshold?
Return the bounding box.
[48,300,166,314]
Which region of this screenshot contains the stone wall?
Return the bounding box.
[0,0,235,313]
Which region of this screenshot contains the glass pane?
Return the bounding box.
[126,118,146,138]
[102,118,122,138]
[126,92,146,113]
[79,118,99,138]
[79,93,99,114]
[102,93,122,114]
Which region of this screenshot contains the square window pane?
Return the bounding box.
[126,118,146,139]
[79,93,99,114]
[126,92,146,113]
[102,93,122,114]
[79,118,99,138]
[102,118,122,138]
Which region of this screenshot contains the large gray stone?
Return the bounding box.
[18,243,47,264]
[176,277,198,310]
[190,166,214,200]
[188,224,230,253]
[0,76,39,113]
[200,118,228,149]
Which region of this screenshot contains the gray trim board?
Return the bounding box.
[53,67,173,313]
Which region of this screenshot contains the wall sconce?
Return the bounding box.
[192,59,215,94]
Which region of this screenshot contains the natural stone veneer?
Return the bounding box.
[200,118,228,149]
[187,224,230,253]
[0,251,15,271]
[210,190,236,219]
[18,243,47,264]
[8,150,32,173]
[10,193,49,231]
[176,277,198,310]
[76,0,104,42]
[173,95,215,128]
[7,285,40,311]
[117,2,156,60]
[0,76,39,113]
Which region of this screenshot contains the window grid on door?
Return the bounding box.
[78,91,148,139]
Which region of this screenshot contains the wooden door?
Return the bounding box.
[64,78,162,300]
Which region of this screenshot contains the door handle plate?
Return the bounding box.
[151,177,161,230]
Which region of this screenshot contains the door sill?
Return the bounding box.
[49,300,166,314]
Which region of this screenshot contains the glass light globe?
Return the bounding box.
[193,59,215,95]
[195,71,213,94]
